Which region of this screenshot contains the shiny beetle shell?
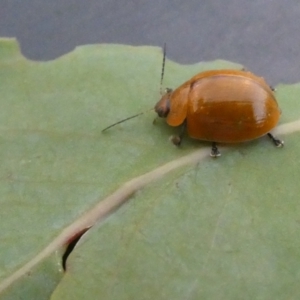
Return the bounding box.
[155,69,281,143]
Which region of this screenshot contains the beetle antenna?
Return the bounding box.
[102,108,153,132]
[103,46,166,133]
[160,43,167,95]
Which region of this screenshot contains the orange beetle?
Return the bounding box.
[155,69,283,157]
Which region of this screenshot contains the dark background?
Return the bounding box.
[1,0,300,85]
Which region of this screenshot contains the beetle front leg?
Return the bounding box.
[267,133,284,147]
[171,120,187,146]
[210,142,221,157]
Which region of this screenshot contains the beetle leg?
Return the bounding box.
[171,135,182,146]
[210,142,221,157]
[171,120,186,146]
[267,133,284,147]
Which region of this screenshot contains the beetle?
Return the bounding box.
[102,45,283,157]
[154,69,283,157]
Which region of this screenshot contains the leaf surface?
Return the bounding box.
[0,38,300,300]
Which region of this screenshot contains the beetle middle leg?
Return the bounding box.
[210,142,221,157]
[267,133,284,147]
[171,121,186,146]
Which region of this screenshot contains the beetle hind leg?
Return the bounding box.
[210,142,221,158]
[267,133,284,147]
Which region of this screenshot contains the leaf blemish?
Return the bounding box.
[62,227,90,271]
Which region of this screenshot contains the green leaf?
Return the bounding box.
[0,38,300,300]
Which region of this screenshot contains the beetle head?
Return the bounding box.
[155,88,173,118]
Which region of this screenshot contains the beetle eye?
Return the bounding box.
[156,105,170,118]
[155,96,170,118]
